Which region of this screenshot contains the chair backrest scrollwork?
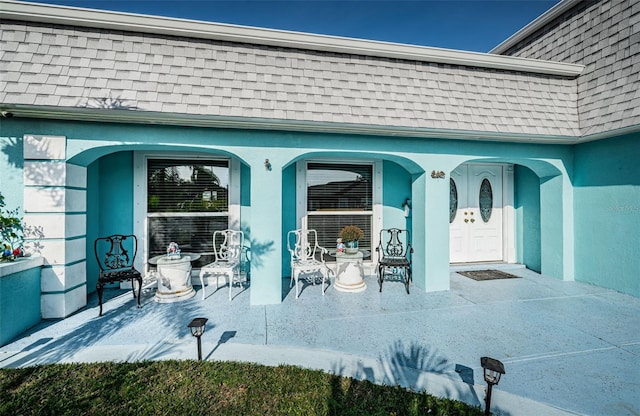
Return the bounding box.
[213,229,244,263]
[287,229,321,262]
[94,234,138,272]
[378,228,411,260]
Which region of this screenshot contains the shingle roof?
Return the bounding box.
[0,19,581,139]
[492,0,640,137]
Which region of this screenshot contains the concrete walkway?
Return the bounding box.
[1,266,639,415]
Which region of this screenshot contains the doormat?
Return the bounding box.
[458,269,521,281]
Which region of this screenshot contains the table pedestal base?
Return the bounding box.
[334,252,367,293]
[154,287,196,303]
[154,256,195,303]
[334,278,367,293]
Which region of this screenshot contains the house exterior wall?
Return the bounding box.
[0,136,23,214]
[494,0,640,295]
[515,165,542,273]
[1,115,579,313]
[0,257,42,346]
[495,0,640,136]
[21,134,87,318]
[573,132,640,297]
[85,151,135,295]
[85,160,100,292]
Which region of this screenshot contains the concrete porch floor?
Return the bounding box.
[1,266,639,415]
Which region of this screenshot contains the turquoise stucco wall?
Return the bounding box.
[98,152,135,236]
[281,163,296,284]
[0,133,24,216]
[85,151,135,293]
[85,160,100,294]
[573,133,640,297]
[2,117,607,305]
[0,264,41,346]
[515,165,541,273]
[382,160,412,231]
[540,174,565,279]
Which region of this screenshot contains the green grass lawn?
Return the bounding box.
[0,360,484,415]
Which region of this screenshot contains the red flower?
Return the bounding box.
[12,247,20,257]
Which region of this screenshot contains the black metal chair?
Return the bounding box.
[94,234,143,316]
[376,228,413,294]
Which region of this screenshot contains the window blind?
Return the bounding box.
[307,163,372,212]
[147,159,230,267]
[307,163,373,252]
[147,159,229,213]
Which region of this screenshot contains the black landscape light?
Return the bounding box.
[188,317,208,361]
[480,356,505,416]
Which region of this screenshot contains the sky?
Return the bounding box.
[25,0,560,53]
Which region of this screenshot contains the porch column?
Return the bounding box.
[412,171,450,292]
[23,135,87,318]
[246,153,284,305]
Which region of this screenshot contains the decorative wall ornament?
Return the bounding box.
[431,170,446,179]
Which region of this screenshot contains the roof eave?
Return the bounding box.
[0,104,585,145]
[0,0,584,77]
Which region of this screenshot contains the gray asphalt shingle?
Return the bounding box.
[1,19,583,137]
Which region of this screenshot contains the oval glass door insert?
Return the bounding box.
[479,178,493,222]
[449,178,458,223]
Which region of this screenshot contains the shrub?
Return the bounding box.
[0,192,22,261]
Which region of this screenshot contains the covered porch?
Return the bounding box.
[19,130,575,319]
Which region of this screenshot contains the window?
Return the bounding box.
[147,159,229,266]
[306,162,373,251]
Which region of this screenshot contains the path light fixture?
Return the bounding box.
[481,356,505,416]
[188,317,208,361]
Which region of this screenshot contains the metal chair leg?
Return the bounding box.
[96,282,104,316]
[135,277,142,307]
[405,268,410,294]
[199,270,207,300]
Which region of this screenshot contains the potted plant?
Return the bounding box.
[0,192,23,262]
[339,225,364,254]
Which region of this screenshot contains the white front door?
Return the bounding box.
[450,164,504,263]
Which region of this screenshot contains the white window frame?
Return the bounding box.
[296,159,382,263]
[133,151,240,274]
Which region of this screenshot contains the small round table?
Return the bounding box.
[148,252,202,267]
[329,250,370,293]
[150,253,201,303]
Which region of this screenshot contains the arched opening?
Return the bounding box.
[280,151,422,298]
[449,158,564,279]
[73,145,249,298]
